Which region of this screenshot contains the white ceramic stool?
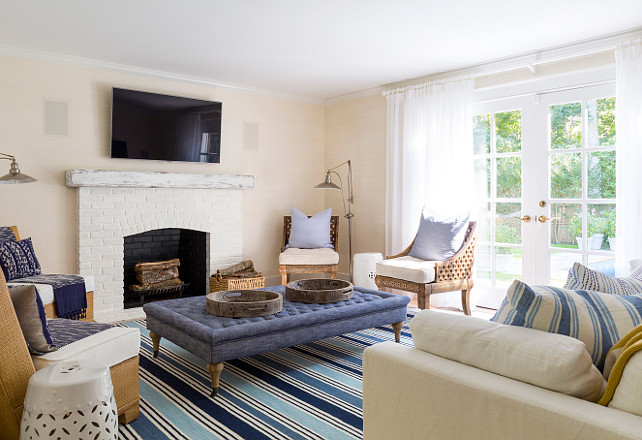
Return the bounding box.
[21,360,118,440]
[353,252,383,290]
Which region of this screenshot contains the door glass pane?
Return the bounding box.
[496,157,521,198]
[587,97,616,147]
[495,110,521,153]
[496,202,522,245]
[588,151,616,199]
[551,203,582,249]
[550,153,581,198]
[550,251,581,287]
[587,203,616,251]
[588,254,615,275]
[473,158,490,199]
[473,114,491,154]
[475,244,492,288]
[495,247,522,288]
[550,102,582,149]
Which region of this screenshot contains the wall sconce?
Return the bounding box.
[0,152,36,184]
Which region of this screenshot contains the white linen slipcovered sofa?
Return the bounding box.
[363,310,642,440]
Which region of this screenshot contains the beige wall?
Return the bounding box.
[324,94,387,274]
[0,54,325,277]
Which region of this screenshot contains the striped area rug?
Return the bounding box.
[118,313,415,440]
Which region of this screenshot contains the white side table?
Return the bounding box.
[21,361,118,440]
[353,252,383,290]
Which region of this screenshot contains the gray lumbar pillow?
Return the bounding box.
[9,285,56,354]
[409,212,469,261]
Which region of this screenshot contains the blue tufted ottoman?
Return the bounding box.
[143,285,409,396]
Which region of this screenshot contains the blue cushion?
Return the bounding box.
[491,280,642,371]
[0,237,42,281]
[408,212,469,261]
[565,262,642,295]
[0,227,16,243]
[286,207,334,249]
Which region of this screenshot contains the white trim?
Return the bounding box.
[65,169,255,190]
[325,87,386,105]
[0,44,324,105]
[383,28,642,91]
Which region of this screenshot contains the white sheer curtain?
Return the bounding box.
[385,76,474,308]
[616,39,642,275]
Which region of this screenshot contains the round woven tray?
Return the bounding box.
[206,290,282,318]
[285,279,353,304]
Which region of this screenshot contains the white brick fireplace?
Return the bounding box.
[66,169,254,322]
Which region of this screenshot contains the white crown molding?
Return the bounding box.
[0,44,324,105]
[324,86,386,105]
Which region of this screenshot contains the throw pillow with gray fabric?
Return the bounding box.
[564,262,642,295]
[8,285,56,354]
[409,211,469,261]
[286,206,334,249]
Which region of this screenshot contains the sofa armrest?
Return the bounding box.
[363,342,642,440]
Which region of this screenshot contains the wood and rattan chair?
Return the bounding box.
[279,215,339,285]
[0,271,139,440]
[375,221,476,315]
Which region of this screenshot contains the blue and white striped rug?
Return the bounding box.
[118,313,415,440]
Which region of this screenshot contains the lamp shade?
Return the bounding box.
[314,173,340,190]
[0,159,36,184]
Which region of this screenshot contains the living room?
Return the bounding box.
[1,1,642,439]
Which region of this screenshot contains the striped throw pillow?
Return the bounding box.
[565,262,642,295]
[492,280,642,371]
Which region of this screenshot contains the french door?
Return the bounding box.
[473,83,616,307]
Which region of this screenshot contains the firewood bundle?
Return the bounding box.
[215,260,263,280]
[130,258,184,292]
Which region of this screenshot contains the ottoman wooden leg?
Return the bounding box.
[207,362,224,397]
[391,322,403,343]
[150,331,161,358]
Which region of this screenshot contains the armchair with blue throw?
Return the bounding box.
[0,226,94,321]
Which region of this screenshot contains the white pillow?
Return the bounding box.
[410,310,606,402]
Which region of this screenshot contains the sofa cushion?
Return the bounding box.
[599,325,642,416]
[492,280,642,371]
[0,237,41,281]
[32,322,139,370]
[376,256,436,284]
[8,285,56,354]
[408,212,469,261]
[410,310,606,402]
[279,247,339,265]
[564,262,642,295]
[286,206,334,249]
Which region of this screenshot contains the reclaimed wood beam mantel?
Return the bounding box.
[65,169,254,190]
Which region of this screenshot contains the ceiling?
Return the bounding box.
[1,1,641,100]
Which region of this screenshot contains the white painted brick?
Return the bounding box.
[104,281,124,290]
[79,254,101,263]
[94,245,113,254]
[90,231,114,239]
[92,217,114,224]
[79,262,91,270]
[90,188,112,196]
[94,304,114,313]
[79,209,101,218]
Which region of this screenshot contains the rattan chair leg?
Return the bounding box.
[461,289,471,316]
[279,266,288,285]
[417,284,427,310]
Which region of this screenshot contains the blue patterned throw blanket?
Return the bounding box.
[47,319,113,348]
[15,274,87,319]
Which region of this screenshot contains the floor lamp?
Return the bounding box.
[315,160,354,282]
[0,152,36,184]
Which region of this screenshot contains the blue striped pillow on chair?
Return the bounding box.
[564,262,642,295]
[492,280,642,371]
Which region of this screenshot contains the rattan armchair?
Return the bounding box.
[0,271,139,440]
[279,215,339,284]
[375,221,476,315]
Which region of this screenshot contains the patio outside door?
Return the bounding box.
[472,83,616,308]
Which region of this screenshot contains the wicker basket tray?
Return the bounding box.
[209,275,265,293]
[206,290,282,318]
[285,279,353,304]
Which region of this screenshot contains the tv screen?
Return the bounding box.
[110,88,222,163]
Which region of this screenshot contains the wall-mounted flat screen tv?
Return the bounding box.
[110,88,222,163]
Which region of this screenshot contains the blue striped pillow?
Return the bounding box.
[565,263,642,295]
[492,280,642,371]
[0,237,42,281]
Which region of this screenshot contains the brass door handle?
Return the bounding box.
[537,215,551,223]
[514,215,531,223]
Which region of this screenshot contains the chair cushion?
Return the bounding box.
[0,237,41,281]
[376,256,436,284]
[411,310,606,402]
[408,212,469,261]
[564,262,642,295]
[286,206,334,249]
[10,275,95,305]
[279,247,339,265]
[492,280,642,371]
[32,324,140,370]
